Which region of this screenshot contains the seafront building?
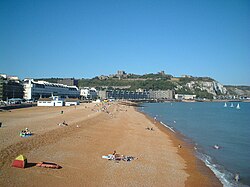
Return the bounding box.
[80,87,98,100]
[98,90,149,100]
[148,90,174,100]
[56,78,78,87]
[37,96,64,106]
[98,89,174,100]
[65,98,80,106]
[0,74,24,101]
[23,79,80,100]
[175,94,196,100]
[37,96,79,107]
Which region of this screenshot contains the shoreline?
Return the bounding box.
[139,111,222,186]
[118,101,222,186]
[0,102,222,186]
[136,101,250,186]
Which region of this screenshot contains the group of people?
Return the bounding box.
[20,128,32,137]
[103,150,136,162]
[58,121,68,126]
[145,127,154,131]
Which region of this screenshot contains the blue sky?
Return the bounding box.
[0,0,249,85]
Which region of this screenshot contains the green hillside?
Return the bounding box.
[35,72,218,99]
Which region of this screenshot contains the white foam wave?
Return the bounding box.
[160,121,175,133]
[196,152,248,187]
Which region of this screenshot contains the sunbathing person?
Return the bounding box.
[20,129,32,137]
[25,128,31,135]
[115,154,125,161]
[111,151,125,160]
[20,130,25,136]
[103,151,136,162]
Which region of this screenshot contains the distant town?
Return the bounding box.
[1,71,250,107]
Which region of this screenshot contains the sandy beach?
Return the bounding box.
[0,102,222,186]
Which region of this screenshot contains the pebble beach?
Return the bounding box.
[0,102,222,186]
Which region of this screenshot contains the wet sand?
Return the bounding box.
[0,102,222,186]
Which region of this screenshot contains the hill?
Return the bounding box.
[77,73,227,99]
[225,85,250,97]
[35,72,250,99]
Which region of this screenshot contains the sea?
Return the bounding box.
[139,102,250,187]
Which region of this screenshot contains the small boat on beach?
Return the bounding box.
[36,161,61,169]
[236,103,240,109]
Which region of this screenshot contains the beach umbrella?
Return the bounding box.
[11,155,27,168]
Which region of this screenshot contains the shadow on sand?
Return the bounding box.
[25,163,37,168]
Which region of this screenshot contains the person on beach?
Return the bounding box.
[25,128,31,135]
[235,173,240,182]
[111,151,124,161]
[20,130,25,136]
[110,150,116,160]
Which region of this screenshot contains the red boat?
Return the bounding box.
[36,162,61,169]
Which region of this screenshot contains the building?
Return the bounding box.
[116,70,127,79]
[98,89,175,100]
[8,98,23,104]
[98,75,109,80]
[80,87,98,100]
[148,90,174,99]
[158,71,165,75]
[117,70,126,76]
[23,79,80,100]
[65,98,80,106]
[37,96,64,106]
[98,90,149,100]
[175,94,196,100]
[56,78,78,86]
[181,75,193,78]
[98,90,108,100]
[0,74,24,101]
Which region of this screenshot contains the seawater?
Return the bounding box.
[139,102,250,187]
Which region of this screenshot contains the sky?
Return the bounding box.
[0,0,249,85]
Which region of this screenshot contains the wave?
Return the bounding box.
[139,103,250,187]
[159,121,176,133]
[196,150,248,187]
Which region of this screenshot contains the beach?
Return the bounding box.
[0,102,222,186]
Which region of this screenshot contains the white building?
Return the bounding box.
[23,79,80,100]
[37,96,64,106]
[65,98,79,106]
[175,94,196,100]
[0,74,19,81]
[80,87,97,100]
